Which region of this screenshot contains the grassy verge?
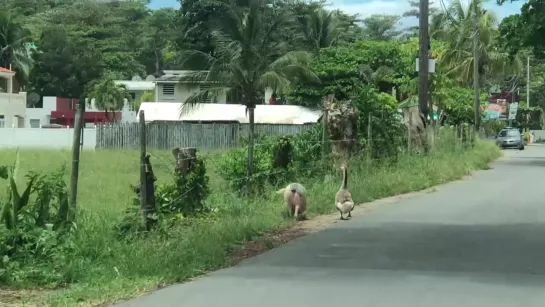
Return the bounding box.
[1,136,500,307]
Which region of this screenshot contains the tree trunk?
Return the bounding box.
[246,106,255,195]
[154,49,161,76]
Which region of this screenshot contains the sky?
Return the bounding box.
[149,0,524,27]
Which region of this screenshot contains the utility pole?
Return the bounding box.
[527,56,530,107]
[472,0,480,130]
[418,0,430,124]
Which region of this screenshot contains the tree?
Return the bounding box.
[402,0,439,37]
[0,11,34,82]
[289,40,402,107]
[361,14,401,40]
[86,76,132,123]
[295,7,362,53]
[432,0,519,86]
[140,8,177,75]
[497,14,526,59]
[295,8,343,53]
[179,0,316,188]
[29,26,103,99]
[174,0,231,64]
[36,0,147,79]
[496,0,545,56]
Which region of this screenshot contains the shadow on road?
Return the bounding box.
[234,223,545,277]
[502,156,545,167]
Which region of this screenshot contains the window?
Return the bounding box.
[128,92,137,111]
[29,119,40,128]
[498,129,520,137]
[199,83,212,103]
[0,115,4,128]
[162,84,175,96]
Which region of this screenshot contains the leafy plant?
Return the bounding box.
[0,158,74,286]
[120,153,211,235]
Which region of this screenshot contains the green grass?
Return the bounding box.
[0,134,501,307]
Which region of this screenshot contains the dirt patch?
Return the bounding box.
[229,227,308,265]
[0,288,46,307]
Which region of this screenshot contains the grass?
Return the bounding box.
[0,132,501,307]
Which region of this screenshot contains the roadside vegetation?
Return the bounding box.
[1,0,537,305]
[0,127,499,306]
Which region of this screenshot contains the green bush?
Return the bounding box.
[0,157,74,287]
[120,154,210,235]
[215,138,275,194]
[216,125,327,194]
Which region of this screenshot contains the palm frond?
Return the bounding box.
[180,86,231,116]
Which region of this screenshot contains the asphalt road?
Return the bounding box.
[114,145,545,307]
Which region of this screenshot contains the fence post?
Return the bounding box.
[321,95,330,160]
[367,112,372,162]
[407,113,412,152]
[68,99,85,222]
[138,110,158,230]
[459,124,464,147]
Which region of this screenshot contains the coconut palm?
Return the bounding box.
[296,8,345,53]
[86,76,132,123]
[431,0,522,86]
[295,6,363,54]
[0,11,33,80]
[179,0,317,185]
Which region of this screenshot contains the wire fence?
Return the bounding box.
[129,122,478,214]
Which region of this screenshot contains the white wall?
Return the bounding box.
[0,92,26,128]
[0,128,96,149]
[26,96,56,128]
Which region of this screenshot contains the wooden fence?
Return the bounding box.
[95,122,315,150]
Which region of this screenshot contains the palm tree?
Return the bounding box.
[0,11,33,82]
[296,8,343,53]
[179,0,317,187]
[86,76,132,123]
[431,0,521,86]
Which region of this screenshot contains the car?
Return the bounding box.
[496,128,525,150]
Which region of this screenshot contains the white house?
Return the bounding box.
[154,70,228,104]
[114,80,155,123]
[0,67,26,128]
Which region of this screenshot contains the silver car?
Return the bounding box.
[496,128,525,150]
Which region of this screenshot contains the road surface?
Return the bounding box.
[114,146,545,307]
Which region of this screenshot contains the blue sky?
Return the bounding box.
[149,0,524,27]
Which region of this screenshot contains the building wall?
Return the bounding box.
[0,128,96,149]
[157,83,227,103]
[26,96,56,128]
[0,92,26,128]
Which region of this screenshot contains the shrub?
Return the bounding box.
[216,125,328,194]
[120,153,211,235]
[0,157,74,286]
[160,155,210,216]
[215,139,275,195]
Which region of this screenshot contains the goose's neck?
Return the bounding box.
[341,167,348,189]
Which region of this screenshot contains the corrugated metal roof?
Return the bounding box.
[137,102,321,125]
[114,80,155,91]
[156,70,210,82]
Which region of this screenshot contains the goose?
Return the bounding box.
[335,165,355,220]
